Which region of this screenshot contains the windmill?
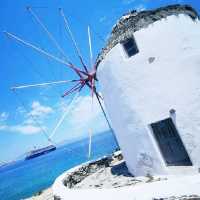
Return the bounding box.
[4,7,116,159]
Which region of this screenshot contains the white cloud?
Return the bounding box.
[45,94,106,140]
[0,97,109,138]
[0,101,52,135]
[11,125,43,134]
[66,94,109,136]
[0,112,9,122]
[28,101,53,118]
[23,118,35,125]
[70,95,100,125]
[0,125,7,130]
[16,106,26,114]
[0,124,43,135]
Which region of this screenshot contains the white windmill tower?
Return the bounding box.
[96,4,200,176]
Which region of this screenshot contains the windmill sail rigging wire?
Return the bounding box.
[59,8,88,73]
[27,7,68,60]
[13,90,54,144]
[13,40,67,99]
[65,9,106,44]
[95,91,112,132]
[3,31,87,78]
[95,90,119,147]
[61,82,82,97]
[13,90,93,158]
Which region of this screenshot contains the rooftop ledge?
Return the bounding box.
[95,4,199,68]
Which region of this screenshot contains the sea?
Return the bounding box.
[0,131,118,200]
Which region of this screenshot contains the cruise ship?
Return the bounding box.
[25,145,56,160]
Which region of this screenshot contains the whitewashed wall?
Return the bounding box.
[97,14,200,176]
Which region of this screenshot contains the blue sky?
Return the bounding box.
[0,0,200,161]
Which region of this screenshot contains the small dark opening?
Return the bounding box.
[122,37,139,57]
[150,118,192,166]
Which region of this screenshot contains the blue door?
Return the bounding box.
[151,118,192,166]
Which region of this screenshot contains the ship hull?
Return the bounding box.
[25,145,56,160]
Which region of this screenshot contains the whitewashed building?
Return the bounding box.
[96,5,200,176]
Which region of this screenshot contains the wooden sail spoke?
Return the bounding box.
[88,26,93,70]
[27,7,68,60]
[3,31,85,78]
[11,80,79,90]
[59,8,89,73]
[49,92,80,139]
[61,82,83,98]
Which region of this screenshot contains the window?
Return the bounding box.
[122,37,139,57]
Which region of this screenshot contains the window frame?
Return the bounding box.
[148,118,193,167]
[121,37,139,58]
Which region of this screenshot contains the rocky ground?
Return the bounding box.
[73,160,166,189]
[62,153,200,199]
[27,152,200,200]
[62,152,167,189]
[153,196,200,200]
[25,188,53,200]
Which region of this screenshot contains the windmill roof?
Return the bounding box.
[96,4,199,68]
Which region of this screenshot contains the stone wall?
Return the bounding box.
[63,157,113,188]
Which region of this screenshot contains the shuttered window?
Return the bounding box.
[122,37,139,57]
